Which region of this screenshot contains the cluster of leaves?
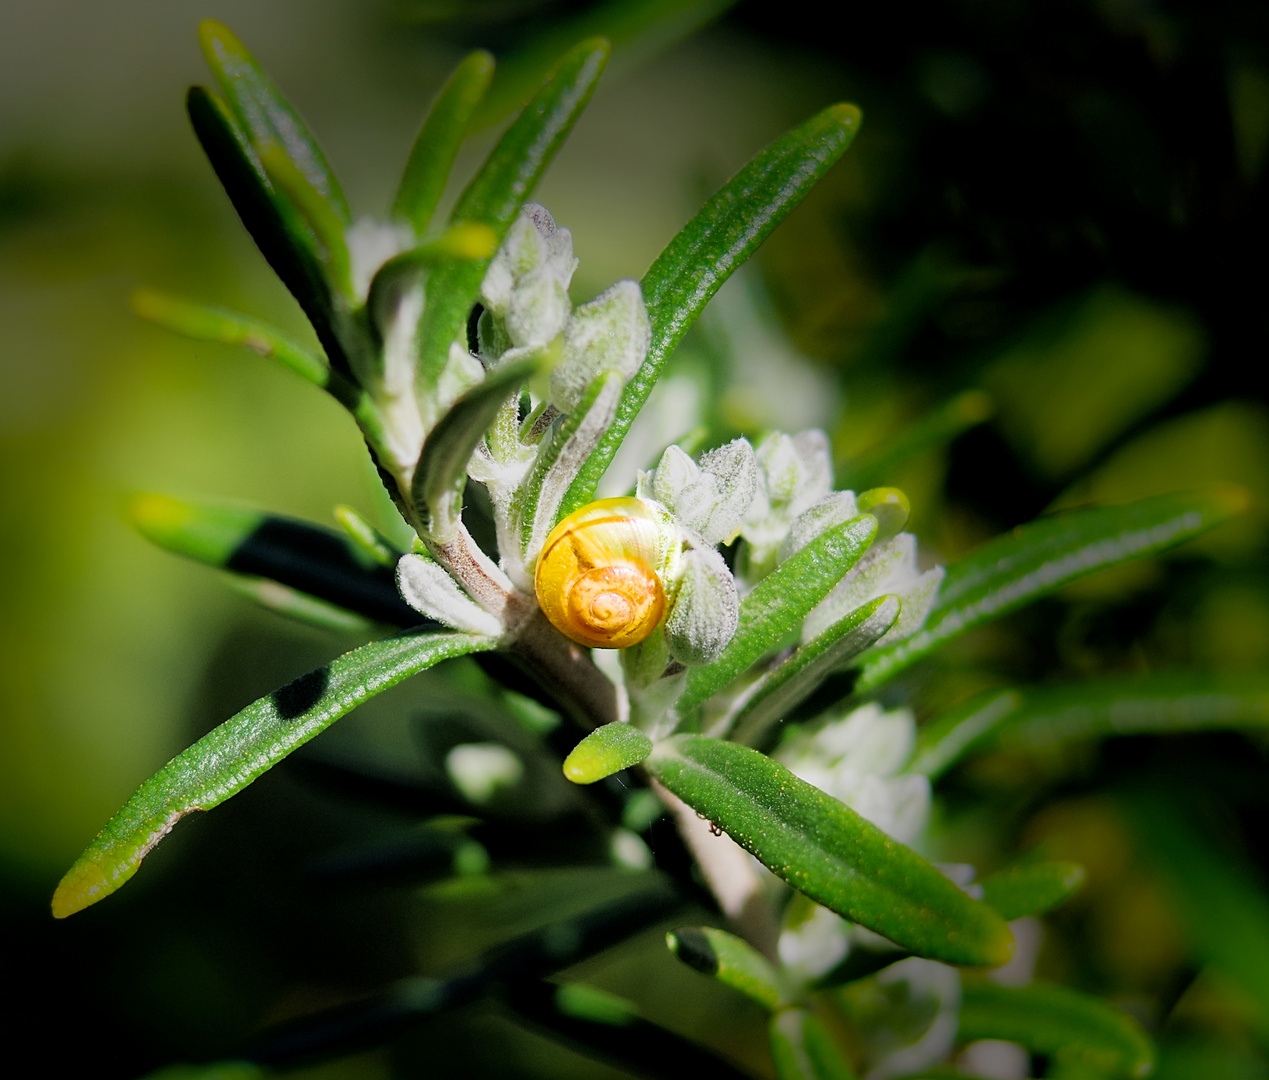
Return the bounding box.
[53,18,1268,1080]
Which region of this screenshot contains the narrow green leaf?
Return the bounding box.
[553,982,638,1026]
[646,735,1014,967]
[503,978,755,1080]
[199,20,350,224]
[838,389,993,491]
[980,861,1087,921]
[858,488,1248,691]
[563,722,653,784]
[731,595,900,746]
[257,143,353,298]
[394,50,496,234]
[129,286,383,443]
[53,629,493,917]
[186,86,347,374]
[366,222,499,322]
[130,288,329,387]
[128,492,263,567]
[561,101,862,517]
[127,493,422,628]
[413,357,540,540]
[958,979,1154,1078]
[416,39,609,391]
[333,505,399,568]
[472,0,736,127]
[251,879,679,1065]
[855,488,910,542]
[667,926,787,1009]
[221,572,375,633]
[913,673,1269,780]
[1122,790,1269,1041]
[909,690,1022,779]
[680,515,878,712]
[769,1007,857,1080]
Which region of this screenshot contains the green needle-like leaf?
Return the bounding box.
[53,629,493,918]
[199,20,350,224]
[412,357,540,540]
[394,50,496,234]
[912,672,1269,780]
[680,515,878,712]
[186,86,347,373]
[505,979,754,1080]
[646,735,1014,967]
[221,573,375,633]
[561,101,862,518]
[958,979,1154,1078]
[838,389,993,491]
[258,143,353,299]
[857,488,1248,692]
[563,722,653,783]
[770,1008,857,1080]
[731,595,900,745]
[667,926,787,1009]
[415,38,610,392]
[366,223,500,324]
[127,493,420,628]
[333,505,399,568]
[980,861,1087,920]
[130,288,329,387]
[908,690,1022,779]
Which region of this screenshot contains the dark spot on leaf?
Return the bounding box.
[272,666,331,720]
[670,927,719,976]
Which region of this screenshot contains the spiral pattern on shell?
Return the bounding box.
[535,497,667,649]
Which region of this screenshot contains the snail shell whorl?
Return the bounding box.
[535,497,666,649]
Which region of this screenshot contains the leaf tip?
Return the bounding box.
[573,35,613,61]
[125,491,190,543]
[665,927,719,975]
[51,862,111,919]
[561,722,652,784]
[825,102,864,130]
[465,48,496,79]
[977,914,1017,969]
[446,222,499,261]
[129,286,163,321]
[197,19,240,63]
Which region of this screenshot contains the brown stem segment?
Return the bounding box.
[429,522,528,625]
[507,607,619,730]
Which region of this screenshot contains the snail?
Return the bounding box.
[535,497,667,649]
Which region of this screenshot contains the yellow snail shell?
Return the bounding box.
[535,497,666,649]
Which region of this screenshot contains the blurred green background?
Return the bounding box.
[4,1,1269,1076]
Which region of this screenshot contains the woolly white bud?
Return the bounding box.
[396,553,504,636]
[664,544,739,666]
[550,280,651,414]
[646,439,759,546]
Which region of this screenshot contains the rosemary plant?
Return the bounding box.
[53,20,1256,1080]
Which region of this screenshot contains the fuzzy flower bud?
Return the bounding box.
[480,203,577,354]
[643,439,759,546]
[550,280,651,414]
[664,543,739,666]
